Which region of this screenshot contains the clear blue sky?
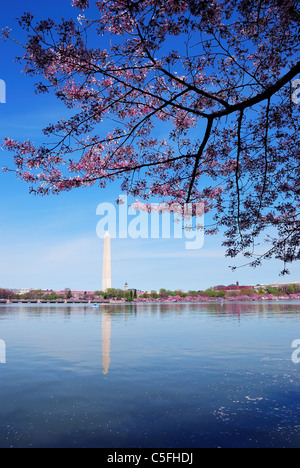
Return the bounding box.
[0,0,299,292]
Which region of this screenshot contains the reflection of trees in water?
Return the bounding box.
[99,301,300,374]
[101,302,300,319]
[219,302,300,317]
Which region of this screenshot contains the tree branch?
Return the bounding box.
[186,118,213,203]
[212,60,300,118]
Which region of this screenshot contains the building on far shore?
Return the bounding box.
[11,288,32,295]
[254,281,300,292]
[43,290,95,300]
[214,280,300,294]
[213,282,254,293]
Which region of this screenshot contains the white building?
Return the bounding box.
[254,281,300,291]
[12,288,32,295]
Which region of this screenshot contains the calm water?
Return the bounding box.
[0,302,300,448]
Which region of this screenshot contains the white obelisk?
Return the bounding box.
[102,231,112,291]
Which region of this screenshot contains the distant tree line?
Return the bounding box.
[94,289,137,302]
[140,289,228,299]
[1,284,300,301]
[0,289,72,301]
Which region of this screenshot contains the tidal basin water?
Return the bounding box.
[0,302,300,448]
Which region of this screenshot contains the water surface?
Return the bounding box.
[0,302,300,448]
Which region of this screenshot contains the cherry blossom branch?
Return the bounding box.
[212,60,300,119]
[186,118,213,203]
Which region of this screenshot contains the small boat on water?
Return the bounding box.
[91,304,99,308]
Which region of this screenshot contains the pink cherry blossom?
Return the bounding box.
[2,0,300,271]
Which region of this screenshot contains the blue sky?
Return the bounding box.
[0,0,299,292]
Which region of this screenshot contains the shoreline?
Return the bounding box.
[1,297,300,305]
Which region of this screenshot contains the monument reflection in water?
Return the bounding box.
[102,311,111,375]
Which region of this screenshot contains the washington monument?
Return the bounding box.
[102,231,112,291]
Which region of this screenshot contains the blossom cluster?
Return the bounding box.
[2,0,300,267]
